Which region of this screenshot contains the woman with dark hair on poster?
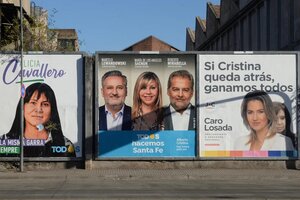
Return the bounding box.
[234,90,294,151]
[1,82,75,157]
[273,101,297,148]
[132,72,163,130]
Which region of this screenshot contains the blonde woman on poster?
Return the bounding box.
[132,72,163,130]
[0,82,76,157]
[234,90,294,151]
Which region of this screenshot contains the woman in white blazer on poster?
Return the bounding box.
[234,90,294,151]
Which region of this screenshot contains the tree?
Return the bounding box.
[1,7,60,52]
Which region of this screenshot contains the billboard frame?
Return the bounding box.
[0,51,86,162]
[197,51,299,161]
[94,51,198,160]
[95,51,299,161]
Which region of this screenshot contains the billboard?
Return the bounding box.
[96,53,196,158]
[0,54,83,159]
[199,53,298,158]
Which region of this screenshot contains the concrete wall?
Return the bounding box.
[195,17,207,49]
[220,0,239,26]
[186,28,195,51]
[206,3,220,39]
[193,0,300,51]
[294,0,300,50]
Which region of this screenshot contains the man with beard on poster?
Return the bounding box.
[163,70,195,130]
[99,70,132,131]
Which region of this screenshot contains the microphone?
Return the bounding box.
[36,124,44,131]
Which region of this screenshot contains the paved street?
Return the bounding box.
[0,168,299,199]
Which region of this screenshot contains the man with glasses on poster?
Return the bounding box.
[163,70,195,130]
[99,70,132,131]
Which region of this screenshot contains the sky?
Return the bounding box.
[33,0,220,54]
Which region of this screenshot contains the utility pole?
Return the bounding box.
[19,0,24,172]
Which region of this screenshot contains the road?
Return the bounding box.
[0,168,299,199]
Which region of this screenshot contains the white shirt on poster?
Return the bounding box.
[105,105,124,131]
[234,133,295,151]
[170,104,191,130]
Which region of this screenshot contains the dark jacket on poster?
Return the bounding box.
[163,105,195,130]
[99,104,132,130]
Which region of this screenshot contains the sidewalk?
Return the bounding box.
[0,168,299,181]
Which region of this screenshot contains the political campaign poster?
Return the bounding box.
[0,54,83,159]
[199,53,298,158]
[96,53,196,158]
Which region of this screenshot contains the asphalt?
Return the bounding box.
[0,168,299,199]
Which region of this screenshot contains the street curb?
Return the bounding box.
[0,168,299,181]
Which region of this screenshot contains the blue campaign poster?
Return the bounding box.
[96,53,197,159]
[98,131,196,158]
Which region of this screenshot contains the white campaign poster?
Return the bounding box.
[199,54,297,158]
[0,54,83,158]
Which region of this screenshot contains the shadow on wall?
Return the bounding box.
[0,91,298,170]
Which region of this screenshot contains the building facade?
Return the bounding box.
[187,0,300,51]
[52,29,79,52]
[0,0,31,50]
[0,0,79,51]
[123,35,179,51]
